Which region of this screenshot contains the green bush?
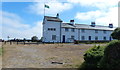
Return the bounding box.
[84,45,105,62]
[111,27,120,40]
[74,40,79,44]
[79,45,105,69]
[99,40,120,70]
[31,36,38,42]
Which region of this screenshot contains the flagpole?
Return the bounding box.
[44,2,45,17]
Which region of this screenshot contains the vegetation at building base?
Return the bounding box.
[79,27,120,70]
[74,40,109,44]
[79,45,105,70]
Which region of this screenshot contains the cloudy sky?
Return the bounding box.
[1,0,119,40]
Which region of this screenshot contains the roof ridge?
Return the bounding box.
[63,23,116,27]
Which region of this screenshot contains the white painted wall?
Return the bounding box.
[79,29,113,41]
[43,19,61,42]
[61,28,113,42]
[43,19,114,43]
[61,28,78,42]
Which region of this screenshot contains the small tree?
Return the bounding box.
[80,45,105,69]
[40,37,43,42]
[111,27,120,40]
[31,36,38,42]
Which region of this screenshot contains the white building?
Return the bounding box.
[43,14,116,43]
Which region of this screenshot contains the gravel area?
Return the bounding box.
[2,43,103,68]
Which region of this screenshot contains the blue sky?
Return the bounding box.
[2,2,41,25]
[1,0,119,40]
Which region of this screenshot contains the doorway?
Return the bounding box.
[62,35,65,43]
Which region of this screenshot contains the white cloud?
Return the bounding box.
[75,10,105,21]
[72,0,119,27]
[1,11,43,39]
[28,0,73,15]
[2,0,35,2]
[67,0,118,10]
[2,11,30,29]
[75,7,118,27]
[96,7,118,26]
[2,0,68,2]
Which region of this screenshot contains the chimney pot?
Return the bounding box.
[91,22,95,27]
[70,20,75,25]
[109,24,113,28]
[70,20,74,22]
[56,13,59,18]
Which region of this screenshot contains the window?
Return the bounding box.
[103,30,106,34]
[48,28,50,30]
[51,28,53,31]
[95,36,98,40]
[53,28,56,31]
[81,36,85,40]
[48,28,56,31]
[71,35,74,39]
[52,35,56,40]
[71,28,75,32]
[89,36,91,40]
[95,30,98,33]
[81,29,85,33]
[65,28,69,32]
[103,36,106,40]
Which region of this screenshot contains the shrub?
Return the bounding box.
[79,45,105,69]
[74,40,79,44]
[31,36,38,42]
[99,40,120,70]
[111,27,120,40]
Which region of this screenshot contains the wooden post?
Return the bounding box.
[10,41,12,45]
[4,41,6,45]
[24,41,25,45]
[17,40,18,45]
[37,41,39,45]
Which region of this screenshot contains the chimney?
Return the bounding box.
[70,20,75,25]
[56,13,59,18]
[91,22,95,27]
[109,24,113,28]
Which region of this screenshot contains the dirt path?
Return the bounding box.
[2,43,97,68]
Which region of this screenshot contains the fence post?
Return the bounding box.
[10,41,12,45]
[24,41,25,45]
[37,41,39,45]
[4,41,6,45]
[17,40,18,45]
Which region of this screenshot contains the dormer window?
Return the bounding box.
[71,28,75,32]
[103,30,106,34]
[81,29,85,33]
[65,28,69,32]
[95,30,98,33]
